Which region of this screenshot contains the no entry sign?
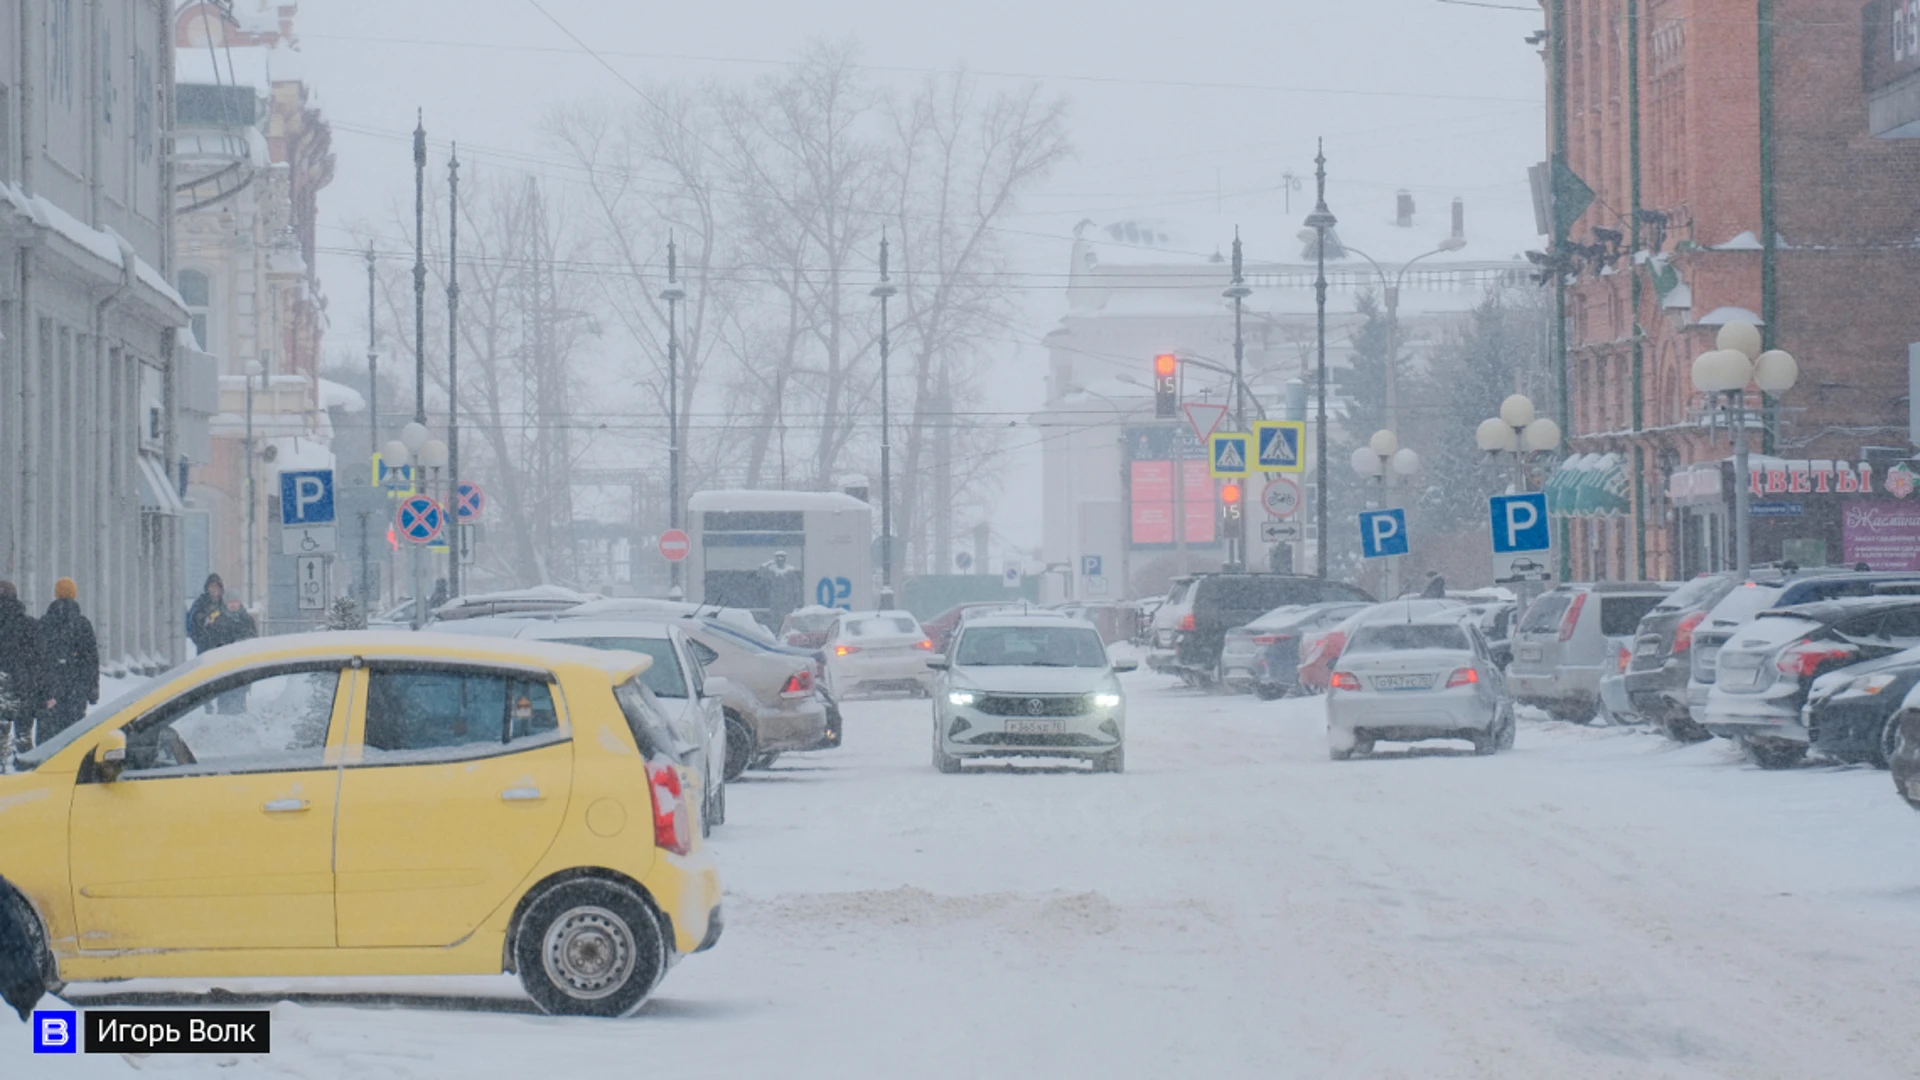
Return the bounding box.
[659,529,691,562]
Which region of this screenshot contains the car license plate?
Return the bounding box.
[1907,778,1920,801]
[1006,719,1066,735]
[1517,645,1542,662]
[1636,640,1660,656]
[1373,674,1435,691]
[1718,667,1760,690]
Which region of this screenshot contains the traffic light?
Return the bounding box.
[1154,353,1177,419]
[1219,482,1243,527]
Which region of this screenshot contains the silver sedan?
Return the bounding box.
[1325,616,1515,759]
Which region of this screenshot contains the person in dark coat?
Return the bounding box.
[211,598,258,714]
[1420,571,1448,599]
[38,578,99,744]
[187,574,228,655]
[0,581,45,756]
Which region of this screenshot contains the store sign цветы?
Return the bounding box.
[1747,461,1876,497]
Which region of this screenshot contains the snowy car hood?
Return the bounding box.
[950,666,1114,694]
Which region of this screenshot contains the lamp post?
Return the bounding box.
[1349,429,1420,596]
[244,360,263,612]
[659,237,685,595]
[1690,321,1796,577]
[1304,139,1337,579]
[1224,230,1252,571]
[872,231,898,603]
[1475,394,1562,493]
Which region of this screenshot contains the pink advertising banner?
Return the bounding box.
[1843,501,1920,571]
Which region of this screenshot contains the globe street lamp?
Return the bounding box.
[1691,321,1797,577]
[1351,429,1420,596]
[1476,393,1562,491]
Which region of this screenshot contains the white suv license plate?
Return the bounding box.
[1373,675,1435,691]
[1006,719,1067,735]
[1517,645,1542,662]
[1636,640,1660,656]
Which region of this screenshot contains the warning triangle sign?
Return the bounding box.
[1184,403,1228,442]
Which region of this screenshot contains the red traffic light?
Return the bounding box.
[1154,353,1177,378]
[1221,483,1242,505]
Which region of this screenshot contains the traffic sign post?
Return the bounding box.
[1261,477,1303,518]
[1003,563,1023,589]
[1081,555,1103,578]
[372,454,414,498]
[1489,493,1553,584]
[1208,432,1252,478]
[1261,520,1302,544]
[659,529,691,563]
[1183,402,1228,444]
[281,525,337,555]
[279,470,335,526]
[456,523,478,566]
[296,555,327,610]
[1358,508,1409,560]
[1253,421,1307,473]
[455,481,486,521]
[396,496,445,545]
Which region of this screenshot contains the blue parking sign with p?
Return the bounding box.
[33,1009,77,1053]
[1489,493,1551,553]
[279,470,335,526]
[1358,508,1409,559]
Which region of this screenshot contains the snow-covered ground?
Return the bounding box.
[13,672,1920,1078]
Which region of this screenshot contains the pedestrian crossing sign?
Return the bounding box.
[1209,432,1252,478]
[1254,421,1307,474]
[372,453,415,498]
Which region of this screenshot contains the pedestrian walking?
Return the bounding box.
[212,598,258,714]
[188,574,232,655]
[0,581,45,760]
[37,578,98,745]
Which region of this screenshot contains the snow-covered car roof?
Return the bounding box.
[958,613,1094,631]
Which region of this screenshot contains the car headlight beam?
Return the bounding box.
[947,691,977,706]
[1094,692,1122,709]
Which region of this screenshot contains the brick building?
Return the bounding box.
[1550,0,1920,580]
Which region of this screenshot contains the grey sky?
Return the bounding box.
[296,0,1548,551]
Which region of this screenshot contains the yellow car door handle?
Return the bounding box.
[262,799,310,813]
[500,787,544,802]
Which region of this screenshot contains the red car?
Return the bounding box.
[778,607,841,650]
[921,602,1023,654]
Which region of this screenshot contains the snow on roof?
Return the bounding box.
[267,437,333,474]
[1714,231,1763,251]
[175,43,304,91]
[1696,306,1764,327]
[317,377,366,413]
[688,490,872,513]
[0,182,187,317]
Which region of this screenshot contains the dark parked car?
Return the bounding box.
[921,602,1023,654]
[1804,645,1920,766]
[1703,596,1920,768]
[1167,574,1373,687]
[1687,570,1920,734]
[1220,602,1370,698]
[1625,572,1742,742]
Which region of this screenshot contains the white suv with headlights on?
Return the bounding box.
[929,615,1138,773]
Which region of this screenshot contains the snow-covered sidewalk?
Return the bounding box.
[23,676,1920,1078]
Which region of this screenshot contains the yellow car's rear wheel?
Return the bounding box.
[516,880,666,1017]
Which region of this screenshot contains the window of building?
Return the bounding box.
[177,270,211,351]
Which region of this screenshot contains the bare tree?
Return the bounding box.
[884,74,1069,573]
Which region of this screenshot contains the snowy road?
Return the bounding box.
[17,672,1920,1078]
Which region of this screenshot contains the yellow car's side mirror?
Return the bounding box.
[96,729,128,782]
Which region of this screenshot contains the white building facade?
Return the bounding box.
[0,0,205,670]
[1037,199,1536,602]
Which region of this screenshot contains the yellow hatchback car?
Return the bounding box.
[0,631,722,1018]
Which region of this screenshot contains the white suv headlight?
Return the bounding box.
[1094,692,1122,709]
[947,691,977,706]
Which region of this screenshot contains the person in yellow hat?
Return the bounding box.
[38,577,99,742]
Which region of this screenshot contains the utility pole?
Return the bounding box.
[411,112,427,425]
[660,236,686,595]
[365,245,378,473]
[446,146,462,598]
[1305,140,1338,579]
[1550,1,1572,581]
[1225,228,1252,571]
[872,231,898,602]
